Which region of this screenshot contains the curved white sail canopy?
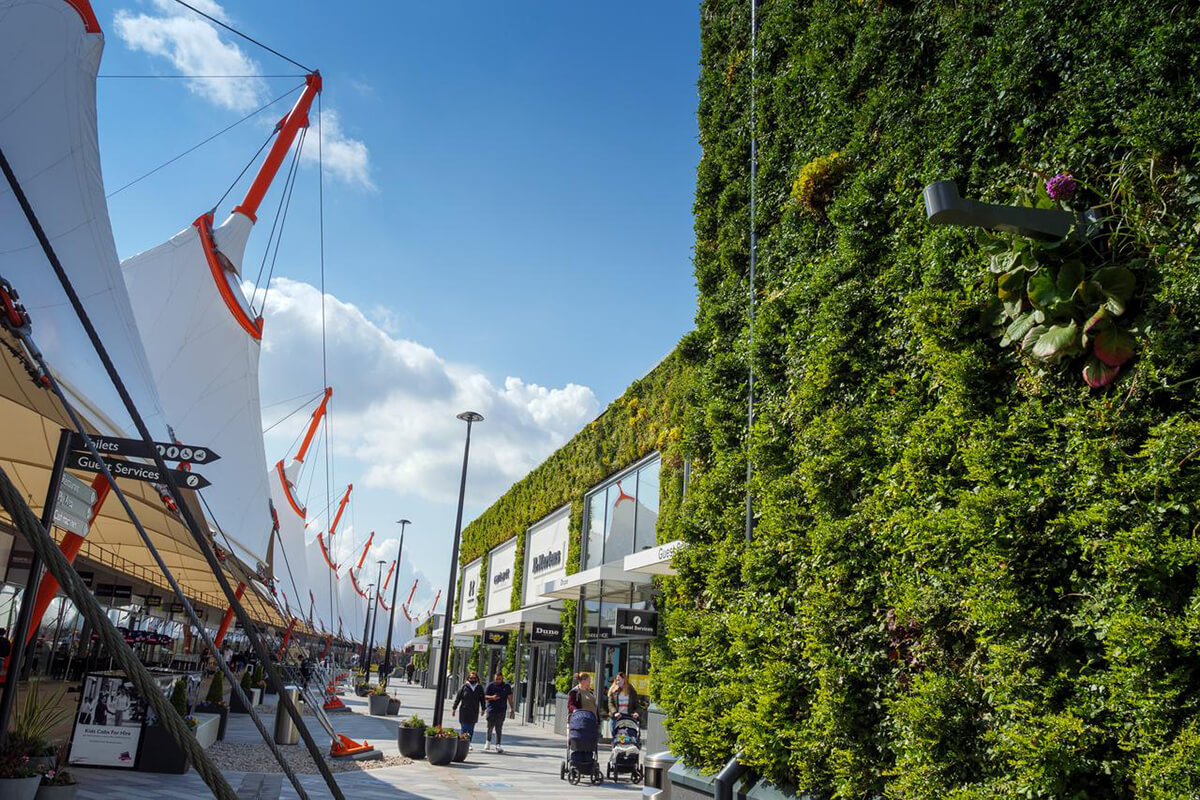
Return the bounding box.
[0,0,167,438]
[122,211,274,570]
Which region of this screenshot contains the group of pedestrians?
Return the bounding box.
[452,670,516,752]
[449,667,641,754]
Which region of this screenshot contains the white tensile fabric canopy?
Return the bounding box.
[0,0,284,628]
[121,210,274,571]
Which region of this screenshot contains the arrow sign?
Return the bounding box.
[68,451,211,490]
[66,432,220,464]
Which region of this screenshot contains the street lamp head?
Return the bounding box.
[396,519,411,526]
[457,411,484,424]
[378,559,387,566]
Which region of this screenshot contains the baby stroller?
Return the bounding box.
[607,715,643,783]
[560,709,603,785]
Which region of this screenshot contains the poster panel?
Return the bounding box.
[69,672,148,768]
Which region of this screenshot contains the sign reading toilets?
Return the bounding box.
[461,557,482,620]
[486,539,517,615]
[523,506,570,606]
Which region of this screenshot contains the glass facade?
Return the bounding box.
[583,455,661,569]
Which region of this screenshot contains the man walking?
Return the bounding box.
[483,671,515,753]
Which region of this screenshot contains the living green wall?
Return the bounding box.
[656,1,1200,797]
[459,349,693,689]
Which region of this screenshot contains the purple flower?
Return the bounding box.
[1046,172,1078,201]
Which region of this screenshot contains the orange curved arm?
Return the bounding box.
[329,484,352,538]
[234,72,322,222]
[294,387,332,464]
[354,531,374,571]
[381,560,395,594]
[317,532,339,574]
[349,568,369,599]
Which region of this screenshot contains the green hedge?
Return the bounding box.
[459,350,693,690]
[656,1,1200,797]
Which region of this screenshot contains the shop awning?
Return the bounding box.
[623,540,687,576]
[476,602,562,632]
[451,617,484,637]
[539,561,652,600]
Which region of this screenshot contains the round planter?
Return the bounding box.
[368,695,389,716]
[386,698,401,716]
[354,685,370,698]
[0,776,41,800]
[453,737,469,762]
[36,785,78,800]
[425,736,456,766]
[397,726,425,759]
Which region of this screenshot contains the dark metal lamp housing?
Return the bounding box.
[923,180,1100,241]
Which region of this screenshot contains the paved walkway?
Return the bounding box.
[72,678,642,799]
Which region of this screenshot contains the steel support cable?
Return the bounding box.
[0,468,238,800]
[166,0,313,73]
[250,124,305,311]
[0,146,347,800]
[19,343,311,800]
[255,125,306,315]
[106,84,302,199]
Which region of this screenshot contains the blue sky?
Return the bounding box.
[94,0,700,637]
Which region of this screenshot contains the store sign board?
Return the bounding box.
[485,539,517,616]
[144,596,162,608]
[529,622,562,643]
[69,672,147,768]
[460,558,482,620]
[482,630,509,646]
[616,608,657,637]
[523,507,570,606]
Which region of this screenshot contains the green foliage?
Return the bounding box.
[661,0,1200,796]
[791,151,845,218]
[9,681,70,757]
[401,714,426,729]
[204,671,224,706]
[251,663,265,689]
[170,679,188,718]
[239,668,254,696]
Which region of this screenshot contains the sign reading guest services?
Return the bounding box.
[522,506,570,607]
[486,539,517,616]
[616,608,658,637]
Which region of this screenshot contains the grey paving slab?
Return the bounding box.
[70,679,643,800]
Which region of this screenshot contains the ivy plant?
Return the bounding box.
[981,180,1139,388]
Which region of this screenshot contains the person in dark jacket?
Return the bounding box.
[451,671,485,744]
[483,671,515,753]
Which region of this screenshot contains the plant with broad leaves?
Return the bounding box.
[980,180,1139,388]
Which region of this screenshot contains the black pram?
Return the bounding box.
[560,710,603,785]
[606,715,643,783]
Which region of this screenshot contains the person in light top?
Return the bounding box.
[607,672,640,721]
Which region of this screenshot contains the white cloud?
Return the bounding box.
[302,109,375,190]
[254,276,600,509]
[114,0,267,112]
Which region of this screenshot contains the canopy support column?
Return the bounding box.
[215,582,247,648]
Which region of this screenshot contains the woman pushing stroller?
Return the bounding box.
[562,672,603,784]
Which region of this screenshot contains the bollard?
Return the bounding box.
[274,685,301,745]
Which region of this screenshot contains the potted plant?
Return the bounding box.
[453,732,469,763]
[397,715,426,759]
[193,672,228,741]
[138,680,193,775]
[251,664,267,698]
[9,682,70,774]
[35,746,76,800]
[386,695,401,716]
[230,669,257,714]
[424,726,458,766]
[367,682,389,716]
[0,751,40,800]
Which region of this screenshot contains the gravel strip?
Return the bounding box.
[207,741,411,773]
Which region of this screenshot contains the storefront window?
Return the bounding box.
[583,455,661,568]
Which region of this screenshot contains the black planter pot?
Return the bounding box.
[354,684,370,698]
[397,726,425,759]
[454,737,469,762]
[230,691,251,714]
[193,702,228,740]
[138,723,191,774]
[426,736,456,766]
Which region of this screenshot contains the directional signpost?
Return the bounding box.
[66,433,220,464]
[67,451,211,490]
[51,472,96,537]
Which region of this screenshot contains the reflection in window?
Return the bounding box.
[582,455,662,567]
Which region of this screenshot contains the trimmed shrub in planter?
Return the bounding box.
[398,716,426,759]
[424,727,457,766]
[194,672,228,740]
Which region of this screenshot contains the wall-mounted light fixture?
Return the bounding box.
[923,180,1099,241]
